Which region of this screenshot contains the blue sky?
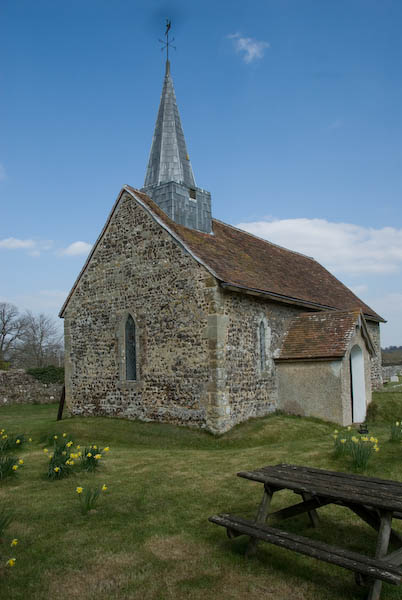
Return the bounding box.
[1,0,401,346]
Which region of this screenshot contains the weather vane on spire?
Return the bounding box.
[159,19,176,63]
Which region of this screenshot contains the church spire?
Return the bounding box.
[143,59,196,189]
[142,21,212,234]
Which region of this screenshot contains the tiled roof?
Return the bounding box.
[277,310,372,361]
[128,187,383,322]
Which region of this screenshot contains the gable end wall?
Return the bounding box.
[64,192,216,427]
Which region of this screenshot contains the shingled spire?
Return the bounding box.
[144,60,196,189]
[142,57,212,234]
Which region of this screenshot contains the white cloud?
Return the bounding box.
[236,218,402,275]
[0,237,54,257]
[0,164,6,181]
[61,241,92,256]
[228,33,270,63]
[0,237,36,249]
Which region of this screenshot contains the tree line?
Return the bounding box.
[0,302,63,369]
[381,346,402,366]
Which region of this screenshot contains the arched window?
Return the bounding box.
[125,315,136,380]
[259,321,266,372]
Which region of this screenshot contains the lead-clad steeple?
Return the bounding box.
[144,60,196,189]
[142,56,212,234]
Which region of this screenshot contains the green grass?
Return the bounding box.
[1,400,402,600]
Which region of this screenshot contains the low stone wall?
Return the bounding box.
[382,365,402,380]
[0,369,63,407]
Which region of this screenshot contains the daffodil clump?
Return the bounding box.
[390,420,402,442]
[45,435,110,479]
[349,435,379,471]
[333,427,379,471]
[46,434,76,480]
[76,483,109,515]
[80,445,109,472]
[0,428,27,452]
[332,426,354,457]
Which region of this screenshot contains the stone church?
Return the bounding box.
[60,59,384,434]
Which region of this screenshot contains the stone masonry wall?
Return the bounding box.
[0,369,62,407]
[222,292,307,430]
[366,320,382,389]
[64,192,214,429]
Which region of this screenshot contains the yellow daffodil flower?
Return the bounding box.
[102,484,108,491]
[103,447,110,452]
[54,467,60,472]
[54,435,58,439]
[92,445,97,450]
[16,439,21,444]
[18,459,24,465]
[76,445,81,449]
[28,438,32,442]
[10,539,18,547]
[43,448,48,453]
[63,433,67,437]
[87,452,92,458]
[94,454,101,460]
[6,558,16,567]
[76,487,83,494]
[347,426,352,431]
[351,436,358,443]
[12,465,18,471]
[66,441,73,448]
[340,439,346,444]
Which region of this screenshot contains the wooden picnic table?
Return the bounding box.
[209,464,402,600]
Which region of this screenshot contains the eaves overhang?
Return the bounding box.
[219,282,385,323]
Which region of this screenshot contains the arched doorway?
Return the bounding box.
[350,345,366,423]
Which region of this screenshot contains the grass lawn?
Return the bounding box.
[1,389,402,600]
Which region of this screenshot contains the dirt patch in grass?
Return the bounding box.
[144,534,203,561]
[46,551,148,599]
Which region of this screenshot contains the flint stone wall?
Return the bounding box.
[0,369,62,406]
[64,192,214,429]
[366,321,382,389]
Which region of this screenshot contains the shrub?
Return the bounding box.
[26,365,64,384]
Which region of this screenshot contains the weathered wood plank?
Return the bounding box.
[246,484,273,557]
[237,468,402,512]
[343,502,402,546]
[367,511,393,600]
[301,492,320,527]
[209,513,402,586]
[268,497,331,522]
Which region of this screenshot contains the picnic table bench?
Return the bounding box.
[209,464,402,600]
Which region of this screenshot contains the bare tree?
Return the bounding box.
[15,311,63,369]
[0,302,25,363]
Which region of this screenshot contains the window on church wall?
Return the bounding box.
[259,321,266,373]
[125,315,136,380]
